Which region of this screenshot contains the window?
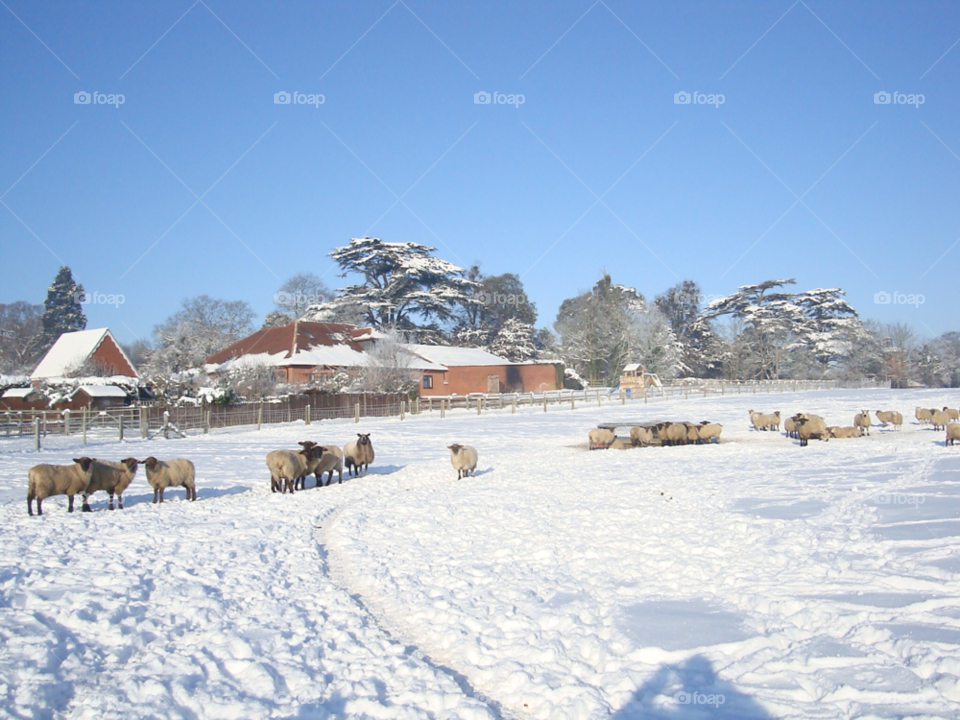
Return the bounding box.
[422,375,433,389]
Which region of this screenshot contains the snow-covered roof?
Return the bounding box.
[405,344,511,367]
[623,363,643,373]
[219,344,372,372]
[31,328,138,380]
[75,385,129,398]
[2,387,43,398]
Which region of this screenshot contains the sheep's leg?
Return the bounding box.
[82,494,92,512]
[28,496,34,516]
[108,492,115,510]
[153,486,159,503]
[159,487,165,503]
[337,470,342,484]
[36,497,42,515]
[117,493,124,509]
[68,494,75,513]
[191,486,197,501]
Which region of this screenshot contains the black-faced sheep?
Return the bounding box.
[448,444,478,479]
[946,423,960,447]
[83,457,140,511]
[314,445,344,486]
[588,428,616,450]
[27,457,96,516]
[344,434,374,477]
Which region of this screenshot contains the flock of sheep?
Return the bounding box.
[751,407,960,447]
[588,420,724,450]
[26,455,196,516]
[25,432,481,516]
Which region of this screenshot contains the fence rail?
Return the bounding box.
[0,379,890,452]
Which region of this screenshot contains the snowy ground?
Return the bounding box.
[1,388,960,719]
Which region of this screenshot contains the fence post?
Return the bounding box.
[415,397,420,415]
[512,395,517,414]
[305,405,311,426]
[477,398,481,416]
[400,401,405,421]
[63,409,70,436]
[620,388,625,406]
[543,395,548,412]
[441,399,446,419]
[34,415,40,451]
[570,396,575,411]
[82,408,87,444]
[257,406,263,431]
[355,403,360,424]
[140,407,147,438]
[118,414,124,441]
[204,411,211,434]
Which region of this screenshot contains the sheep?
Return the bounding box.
[82,457,140,511]
[609,437,633,450]
[754,411,781,431]
[783,415,799,438]
[314,445,344,486]
[944,407,960,422]
[27,457,96,516]
[854,410,871,436]
[916,407,934,425]
[588,428,616,450]
[697,422,722,444]
[797,416,829,447]
[143,456,197,503]
[932,410,952,431]
[448,444,478,479]
[344,433,375,477]
[748,410,761,429]
[266,447,321,494]
[293,441,325,490]
[875,410,903,431]
[946,423,960,447]
[661,422,688,446]
[685,423,700,444]
[827,426,862,439]
[629,425,654,447]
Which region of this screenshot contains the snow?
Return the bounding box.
[1,388,41,399]
[73,385,129,398]
[2,388,960,718]
[406,344,511,367]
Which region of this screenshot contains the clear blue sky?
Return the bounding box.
[2,0,959,344]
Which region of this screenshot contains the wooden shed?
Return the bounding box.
[0,387,50,411]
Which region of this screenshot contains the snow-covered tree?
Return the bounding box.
[150,296,255,374]
[313,237,479,330]
[40,266,86,350]
[554,274,645,384]
[489,318,538,362]
[455,265,537,337]
[0,301,44,373]
[655,280,723,377]
[626,309,683,379]
[360,328,419,393]
[793,288,861,375]
[261,310,293,329]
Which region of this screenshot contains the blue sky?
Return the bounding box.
[2,0,959,344]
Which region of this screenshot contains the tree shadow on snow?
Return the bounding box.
[610,655,775,719]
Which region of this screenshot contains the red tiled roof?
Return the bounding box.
[205,321,373,365]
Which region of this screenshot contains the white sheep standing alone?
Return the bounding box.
[83,457,140,511]
[143,456,197,504]
[854,410,871,436]
[344,434,375,477]
[27,457,96,516]
[448,444,478,479]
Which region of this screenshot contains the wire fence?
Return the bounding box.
[0,379,887,454]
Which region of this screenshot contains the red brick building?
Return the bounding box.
[405,344,560,396]
[31,328,138,383]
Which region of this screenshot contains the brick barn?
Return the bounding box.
[0,387,50,411]
[404,344,561,396]
[31,328,138,383]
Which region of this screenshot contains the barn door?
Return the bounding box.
[487,374,500,394]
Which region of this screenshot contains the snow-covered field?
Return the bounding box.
[2,388,960,719]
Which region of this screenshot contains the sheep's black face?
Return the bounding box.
[448,444,462,453]
[358,434,371,446]
[73,457,94,471]
[143,457,159,470]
